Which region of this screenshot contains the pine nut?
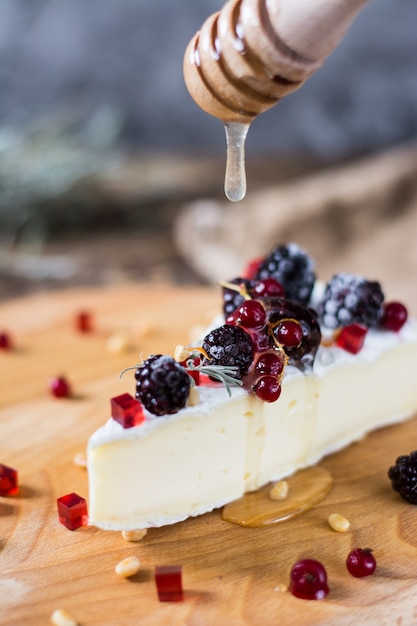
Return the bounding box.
[174,344,191,362]
[115,555,141,578]
[187,386,200,406]
[131,320,155,339]
[106,332,131,354]
[328,513,350,532]
[121,529,147,542]
[50,608,78,626]
[73,452,87,468]
[269,480,289,500]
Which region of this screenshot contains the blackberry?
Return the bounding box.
[202,324,254,378]
[135,354,191,416]
[388,451,417,504]
[254,243,315,305]
[318,273,384,329]
[222,278,254,317]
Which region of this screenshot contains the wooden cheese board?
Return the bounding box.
[1,283,417,626]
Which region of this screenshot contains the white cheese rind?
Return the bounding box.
[87,321,417,530]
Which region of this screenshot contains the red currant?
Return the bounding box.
[346,548,376,578]
[253,375,281,402]
[381,302,408,332]
[254,350,285,377]
[252,277,285,298]
[235,300,267,330]
[0,331,13,350]
[50,376,72,398]
[275,319,303,347]
[289,558,329,600]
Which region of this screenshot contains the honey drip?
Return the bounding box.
[222,466,333,527]
[224,121,249,202]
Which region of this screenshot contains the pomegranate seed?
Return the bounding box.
[0,463,18,496]
[336,323,367,354]
[346,548,376,577]
[381,302,408,332]
[254,351,285,377]
[275,319,303,347]
[235,300,267,330]
[111,393,145,428]
[252,277,285,298]
[155,565,183,602]
[76,311,93,333]
[50,376,71,398]
[253,375,281,402]
[57,492,88,530]
[289,558,329,600]
[0,331,12,350]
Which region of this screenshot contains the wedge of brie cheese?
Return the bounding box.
[87,321,417,530]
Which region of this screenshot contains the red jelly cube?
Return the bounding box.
[179,356,201,386]
[336,323,368,354]
[111,393,144,428]
[199,374,222,387]
[0,463,18,496]
[57,492,88,530]
[187,370,200,385]
[76,311,93,333]
[155,565,183,602]
[242,256,264,279]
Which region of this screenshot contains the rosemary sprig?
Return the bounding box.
[191,363,243,396]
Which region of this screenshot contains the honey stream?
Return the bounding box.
[222,467,333,527]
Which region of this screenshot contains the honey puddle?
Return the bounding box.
[222,467,333,527]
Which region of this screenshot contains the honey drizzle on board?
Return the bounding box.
[224,121,249,201]
[222,466,333,527]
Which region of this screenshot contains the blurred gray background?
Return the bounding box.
[1,0,416,157]
[0,0,417,297]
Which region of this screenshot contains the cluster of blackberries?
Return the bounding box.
[131,242,408,417]
[203,287,321,401]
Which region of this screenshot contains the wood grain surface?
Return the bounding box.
[1,284,417,626]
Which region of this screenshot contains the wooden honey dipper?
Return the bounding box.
[184,0,369,200]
